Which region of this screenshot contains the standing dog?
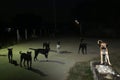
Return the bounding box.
[19,51,32,69]
[29,48,50,61]
[97,40,111,65]
[56,41,61,53]
[29,42,50,61]
[8,48,13,63]
[78,38,87,54]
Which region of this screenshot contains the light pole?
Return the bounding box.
[25,29,27,40]
[53,0,56,37]
[75,19,82,36]
[16,29,20,42]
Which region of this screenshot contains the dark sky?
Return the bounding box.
[0,0,96,23]
[0,0,120,31]
[0,0,119,23]
[0,0,118,23]
[0,0,120,37]
[0,0,53,23]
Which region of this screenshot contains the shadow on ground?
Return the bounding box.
[50,50,72,54]
[27,67,48,76]
[60,51,72,54]
[0,54,7,56]
[39,59,65,64]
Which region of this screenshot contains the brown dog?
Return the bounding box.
[97,40,111,65]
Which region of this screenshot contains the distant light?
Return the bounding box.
[7,28,12,32]
[75,20,79,24]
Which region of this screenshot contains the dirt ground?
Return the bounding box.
[1,37,118,80]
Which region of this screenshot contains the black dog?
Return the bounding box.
[29,48,50,61]
[43,41,50,50]
[19,51,32,69]
[78,38,87,54]
[8,48,13,63]
[78,43,87,54]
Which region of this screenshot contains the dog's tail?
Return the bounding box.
[29,48,36,50]
[19,51,22,54]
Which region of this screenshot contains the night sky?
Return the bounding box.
[0,0,120,37]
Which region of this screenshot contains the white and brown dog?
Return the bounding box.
[56,41,61,53]
[97,40,111,65]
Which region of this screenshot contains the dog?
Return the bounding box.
[8,48,13,63]
[56,41,61,53]
[29,48,50,61]
[19,51,32,69]
[97,40,111,65]
[78,39,87,54]
[43,41,50,49]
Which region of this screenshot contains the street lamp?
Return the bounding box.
[53,0,56,37]
[7,28,12,32]
[74,19,82,36]
[16,29,20,42]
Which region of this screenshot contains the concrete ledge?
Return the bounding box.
[90,61,98,80]
[90,61,120,80]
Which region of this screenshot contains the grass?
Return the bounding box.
[92,53,120,73]
[67,62,93,80]
[67,52,120,80]
[110,53,120,73]
[1,37,120,80]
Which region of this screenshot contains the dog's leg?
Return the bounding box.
[34,56,36,61]
[34,55,38,61]
[106,54,111,65]
[45,54,48,59]
[100,53,103,64]
[81,48,84,54]
[20,58,23,67]
[27,60,29,69]
[34,54,38,61]
[34,53,36,61]
[30,60,32,69]
[10,55,12,63]
[34,51,38,61]
[8,55,11,63]
[23,59,26,67]
[105,55,107,64]
[45,53,48,61]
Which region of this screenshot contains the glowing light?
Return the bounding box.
[7,28,11,32]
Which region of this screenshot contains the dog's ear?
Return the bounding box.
[27,51,32,54]
[19,51,22,54]
[97,40,103,45]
